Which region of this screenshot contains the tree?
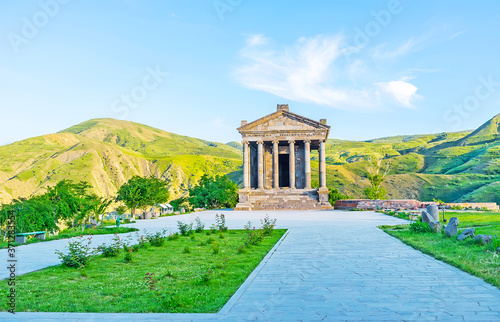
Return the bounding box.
[189,175,238,209]
[116,176,170,220]
[363,157,391,200]
[328,187,349,205]
[45,180,95,228]
[88,196,113,228]
[0,179,95,234]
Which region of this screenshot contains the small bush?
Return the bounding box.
[194,217,205,233]
[168,232,179,241]
[245,229,264,245]
[177,221,193,236]
[212,243,220,255]
[200,268,213,284]
[410,221,432,233]
[55,236,97,268]
[214,214,228,232]
[236,244,246,254]
[145,229,168,247]
[183,246,191,254]
[97,234,122,258]
[260,215,277,236]
[124,248,133,262]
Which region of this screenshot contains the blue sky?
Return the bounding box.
[1,0,500,145]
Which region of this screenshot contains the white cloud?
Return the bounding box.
[378,79,421,108]
[373,38,417,60]
[233,34,422,110]
[449,30,465,40]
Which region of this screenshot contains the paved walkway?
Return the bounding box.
[2,210,500,321]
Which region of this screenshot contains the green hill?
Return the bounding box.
[0,119,242,204]
[1,115,499,205]
[317,115,500,204]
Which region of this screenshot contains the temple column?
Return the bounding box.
[319,139,327,188]
[257,141,264,189]
[304,139,311,189]
[242,141,250,189]
[273,140,279,189]
[289,140,295,189]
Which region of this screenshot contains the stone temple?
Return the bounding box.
[234,104,333,211]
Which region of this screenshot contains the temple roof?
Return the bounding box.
[238,105,331,140]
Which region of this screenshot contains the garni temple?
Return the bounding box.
[234,104,333,211]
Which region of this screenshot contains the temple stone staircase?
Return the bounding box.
[243,189,330,211]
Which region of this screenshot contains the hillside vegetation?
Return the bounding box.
[319,113,500,203]
[1,114,499,204]
[0,119,242,204]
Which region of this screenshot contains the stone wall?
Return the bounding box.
[445,202,499,211]
[334,199,423,210]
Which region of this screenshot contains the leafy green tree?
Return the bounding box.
[328,187,349,205]
[363,157,391,200]
[0,179,95,234]
[88,196,113,228]
[116,176,170,220]
[45,180,94,228]
[0,197,57,234]
[189,175,238,209]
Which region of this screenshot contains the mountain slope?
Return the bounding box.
[0,119,242,204]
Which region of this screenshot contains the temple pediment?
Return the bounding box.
[238,105,330,138]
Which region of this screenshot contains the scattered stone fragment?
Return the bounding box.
[472,234,493,245]
[426,205,440,221]
[429,221,441,233]
[444,217,459,237]
[421,211,433,224]
[457,228,475,241]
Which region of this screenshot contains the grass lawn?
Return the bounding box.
[0,229,287,313]
[380,211,500,288]
[0,226,138,249]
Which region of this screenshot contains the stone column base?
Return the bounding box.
[234,189,252,211]
[318,187,334,209]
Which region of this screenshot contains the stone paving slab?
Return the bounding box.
[1,210,500,321]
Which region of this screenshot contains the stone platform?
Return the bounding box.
[235,188,332,211]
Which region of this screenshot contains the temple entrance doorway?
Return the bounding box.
[279,154,290,188]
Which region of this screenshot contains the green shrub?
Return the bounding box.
[177,221,193,236]
[168,233,179,241]
[260,215,277,236]
[409,221,432,233]
[214,214,228,232]
[145,229,168,247]
[97,234,122,257]
[194,217,205,233]
[124,248,133,262]
[55,236,97,268]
